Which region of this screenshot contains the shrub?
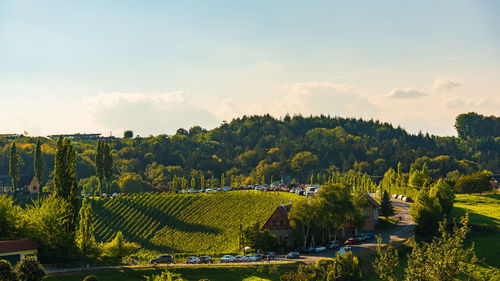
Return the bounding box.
[15,257,45,281]
[0,259,19,281]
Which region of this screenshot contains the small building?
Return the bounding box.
[27,177,40,194]
[0,239,39,265]
[0,175,13,193]
[343,194,380,236]
[262,201,292,238]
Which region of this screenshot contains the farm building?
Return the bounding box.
[0,239,39,265]
[262,201,292,238]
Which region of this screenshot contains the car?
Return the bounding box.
[193,189,200,193]
[402,196,407,201]
[397,195,404,200]
[150,255,174,264]
[112,193,118,197]
[243,255,258,262]
[344,238,357,245]
[314,246,327,252]
[185,256,201,264]
[223,186,232,191]
[205,188,214,194]
[356,234,367,241]
[338,246,351,255]
[220,255,235,263]
[286,251,300,259]
[262,252,276,260]
[254,253,263,261]
[234,255,244,262]
[101,193,107,197]
[404,196,412,202]
[392,194,398,199]
[364,233,375,240]
[328,240,340,249]
[199,256,213,264]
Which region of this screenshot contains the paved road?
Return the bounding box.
[299,199,414,263]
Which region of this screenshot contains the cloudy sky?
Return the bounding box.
[1,1,499,137]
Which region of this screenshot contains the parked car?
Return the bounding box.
[243,255,258,262]
[205,188,214,194]
[344,238,357,245]
[356,234,367,241]
[314,246,327,252]
[338,246,351,255]
[199,256,213,264]
[364,233,375,240]
[286,251,300,259]
[185,256,201,264]
[234,255,244,262]
[402,196,407,201]
[220,255,235,263]
[150,255,174,264]
[223,186,232,191]
[254,253,263,261]
[328,240,340,249]
[404,196,413,202]
[392,194,398,199]
[397,195,404,200]
[262,252,276,260]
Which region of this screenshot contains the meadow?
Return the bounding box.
[90,191,305,259]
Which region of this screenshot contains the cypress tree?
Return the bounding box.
[95,141,104,184]
[34,140,44,185]
[9,143,19,192]
[77,198,96,257]
[103,143,113,194]
[380,190,395,218]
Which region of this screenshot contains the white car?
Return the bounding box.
[314,246,326,252]
[220,255,235,263]
[338,246,352,255]
[328,240,340,249]
[243,255,258,262]
[185,256,201,264]
[205,188,214,194]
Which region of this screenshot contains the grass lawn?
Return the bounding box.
[43,263,299,281]
[451,193,500,229]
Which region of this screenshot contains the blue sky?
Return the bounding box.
[1,0,499,136]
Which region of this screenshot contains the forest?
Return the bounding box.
[0,112,498,195]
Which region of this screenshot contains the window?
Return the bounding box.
[363,210,370,217]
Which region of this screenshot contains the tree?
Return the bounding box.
[118,173,151,193]
[9,142,20,192]
[0,259,18,281]
[315,182,352,241]
[454,171,491,194]
[53,137,79,236]
[77,198,98,257]
[102,231,140,263]
[409,188,442,239]
[374,235,399,281]
[0,194,23,239]
[191,176,195,189]
[405,215,478,281]
[379,190,395,218]
[34,140,44,185]
[123,130,133,138]
[329,251,361,281]
[429,179,455,216]
[15,256,46,281]
[291,151,319,176]
[243,223,279,251]
[289,199,317,249]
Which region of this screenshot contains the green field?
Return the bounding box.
[451,193,500,229]
[91,191,305,258]
[43,263,299,281]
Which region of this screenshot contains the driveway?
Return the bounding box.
[299,199,414,263]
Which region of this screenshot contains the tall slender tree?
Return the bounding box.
[77,198,97,257]
[95,140,104,193]
[9,143,19,192]
[103,143,113,193]
[34,140,44,185]
[379,190,395,218]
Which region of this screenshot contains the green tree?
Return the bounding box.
[34,140,44,185]
[289,199,317,249]
[77,198,98,257]
[429,179,455,216]
[103,143,113,193]
[15,256,46,281]
[191,176,195,189]
[291,151,319,176]
[123,130,133,138]
[374,235,399,281]
[0,259,18,281]
[102,231,140,264]
[379,190,395,218]
[0,194,23,239]
[9,142,20,192]
[409,188,442,239]
[200,175,205,190]
[329,251,361,281]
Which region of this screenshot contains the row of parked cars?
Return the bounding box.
[392,194,413,202]
[220,252,276,263]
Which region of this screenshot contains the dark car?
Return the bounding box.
[263,252,276,260]
[150,255,174,264]
[286,251,300,259]
[344,238,357,245]
[200,256,214,264]
[364,233,375,240]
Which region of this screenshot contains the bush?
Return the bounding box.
[0,259,19,281]
[15,257,45,281]
[83,275,99,281]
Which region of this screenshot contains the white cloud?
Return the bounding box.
[83,92,219,136]
[386,88,428,99]
[444,97,500,110]
[433,78,461,91]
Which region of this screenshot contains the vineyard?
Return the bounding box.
[90,191,304,257]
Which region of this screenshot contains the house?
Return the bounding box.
[0,239,39,265]
[27,177,40,194]
[343,194,380,236]
[0,175,13,193]
[262,201,292,238]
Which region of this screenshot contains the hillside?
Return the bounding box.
[91,191,305,256]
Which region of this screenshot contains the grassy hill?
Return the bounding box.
[90,190,305,258]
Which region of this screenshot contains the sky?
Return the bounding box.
[0,0,499,137]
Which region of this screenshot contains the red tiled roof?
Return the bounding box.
[0,240,39,253]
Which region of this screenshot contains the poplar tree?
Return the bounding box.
[9,143,19,192]
[77,198,97,257]
[34,140,44,185]
[53,137,79,233]
[95,141,104,193]
[103,143,113,193]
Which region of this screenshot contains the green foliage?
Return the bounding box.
[288,199,317,249]
[15,256,46,281]
[101,231,140,263]
[454,171,491,194]
[9,142,20,191]
[455,112,500,139]
[242,223,279,251]
[123,130,133,138]
[0,259,18,281]
[333,251,361,281]
[83,275,99,281]
[77,198,99,258]
[34,140,44,185]
[374,235,399,281]
[145,270,187,281]
[118,172,151,193]
[409,188,442,239]
[280,264,319,281]
[429,179,455,216]
[291,151,319,176]
[379,190,395,218]
[0,194,24,239]
[91,191,303,255]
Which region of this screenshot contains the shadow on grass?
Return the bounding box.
[451,206,500,229]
